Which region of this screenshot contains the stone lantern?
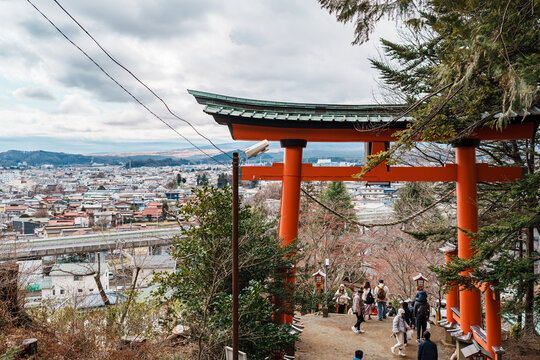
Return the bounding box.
[413,273,428,290]
[461,341,492,359]
[312,270,326,294]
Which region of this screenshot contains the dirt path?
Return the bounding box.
[296,313,455,360]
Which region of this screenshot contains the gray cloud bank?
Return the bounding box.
[0,0,398,153]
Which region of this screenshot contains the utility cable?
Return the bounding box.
[28,0,455,224]
[26,0,226,165]
[51,0,231,159]
[300,187,455,228]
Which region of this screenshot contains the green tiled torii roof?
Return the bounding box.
[188,89,411,128]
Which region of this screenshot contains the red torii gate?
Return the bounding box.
[189,89,537,359]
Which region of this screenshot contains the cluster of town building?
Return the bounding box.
[0,162,399,308]
[0,164,225,237]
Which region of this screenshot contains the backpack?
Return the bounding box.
[377,286,386,300]
[365,289,374,304]
[417,302,430,318]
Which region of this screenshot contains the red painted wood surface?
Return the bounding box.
[231,122,535,142]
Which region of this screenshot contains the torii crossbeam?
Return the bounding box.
[189,89,539,359]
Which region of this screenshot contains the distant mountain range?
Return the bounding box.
[0,150,185,167]
[0,143,365,167]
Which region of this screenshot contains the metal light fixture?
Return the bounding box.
[232,140,269,360]
[244,140,270,159]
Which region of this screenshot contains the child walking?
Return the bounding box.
[391,308,410,357]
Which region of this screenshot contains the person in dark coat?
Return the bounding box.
[402,301,413,325]
[415,289,428,303]
[414,300,430,341]
[401,301,413,346]
[409,299,416,329]
[417,331,438,360]
[414,288,430,341]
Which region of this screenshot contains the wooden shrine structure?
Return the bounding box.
[189,89,539,359]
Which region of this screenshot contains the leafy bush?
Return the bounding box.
[155,185,298,360]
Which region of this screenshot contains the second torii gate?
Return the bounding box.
[189,89,538,359]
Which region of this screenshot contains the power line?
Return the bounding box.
[51,0,231,160]
[26,0,226,165]
[27,0,449,225]
[300,187,455,228]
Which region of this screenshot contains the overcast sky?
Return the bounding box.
[0,0,400,154]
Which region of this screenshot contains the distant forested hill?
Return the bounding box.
[0,150,190,167]
[126,158,191,168]
[0,150,96,166]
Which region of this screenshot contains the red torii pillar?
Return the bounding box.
[485,283,503,356]
[277,139,306,325]
[455,140,482,332]
[441,246,459,325]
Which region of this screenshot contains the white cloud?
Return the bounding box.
[0,0,398,152]
[13,86,56,101]
[58,94,99,115]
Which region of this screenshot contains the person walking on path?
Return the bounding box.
[391,308,410,357]
[353,349,364,360]
[352,289,365,333]
[362,281,375,320]
[375,279,389,321]
[401,301,413,346]
[414,290,430,342]
[415,288,428,303]
[409,299,416,329]
[334,284,350,314]
[417,331,438,360]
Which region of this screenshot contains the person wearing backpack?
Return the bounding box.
[362,281,374,320]
[414,299,430,341]
[375,279,389,321]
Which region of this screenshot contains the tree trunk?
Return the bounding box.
[523,227,535,335]
[517,235,523,327]
[94,255,111,307]
[523,127,537,335]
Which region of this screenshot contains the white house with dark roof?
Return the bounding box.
[41,262,109,299]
